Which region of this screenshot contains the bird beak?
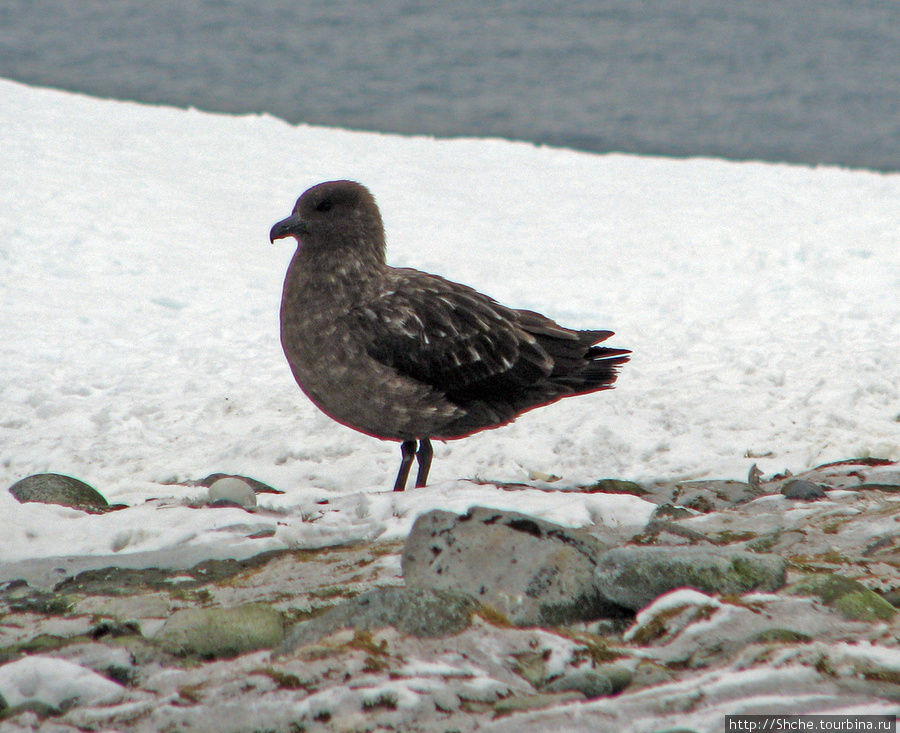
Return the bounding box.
[269,214,308,243]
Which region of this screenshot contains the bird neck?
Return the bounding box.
[285,239,387,306]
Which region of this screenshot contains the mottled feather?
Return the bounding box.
[270,180,629,489]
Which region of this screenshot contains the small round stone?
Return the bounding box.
[208,477,257,508]
[781,479,826,501]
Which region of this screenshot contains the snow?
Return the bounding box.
[1,77,899,563]
[0,655,124,709]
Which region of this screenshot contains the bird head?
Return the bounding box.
[269,180,385,261]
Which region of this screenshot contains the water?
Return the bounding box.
[2,0,900,171]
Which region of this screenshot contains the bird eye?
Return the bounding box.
[315,199,333,212]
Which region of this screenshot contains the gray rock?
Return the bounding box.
[651,504,694,521]
[493,691,585,715]
[595,546,787,611]
[194,472,283,494]
[8,473,108,511]
[402,507,625,626]
[155,603,284,659]
[543,664,632,698]
[278,586,477,655]
[673,480,759,512]
[781,479,826,500]
[208,477,257,507]
[583,479,650,497]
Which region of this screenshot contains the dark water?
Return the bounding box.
[3,0,900,171]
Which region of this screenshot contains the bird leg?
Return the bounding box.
[414,439,433,488]
[393,440,417,492]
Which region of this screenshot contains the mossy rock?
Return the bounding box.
[584,479,649,496]
[596,547,786,611]
[155,603,285,659]
[9,473,108,511]
[752,628,813,644]
[789,574,896,622]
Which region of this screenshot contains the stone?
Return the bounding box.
[788,574,896,621]
[155,602,284,659]
[673,480,759,512]
[8,473,108,511]
[493,691,585,715]
[781,479,826,500]
[208,477,257,507]
[595,546,787,611]
[278,587,477,655]
[584,479,649,496]
[402,507,626,626]
[543,664,632,698]
[194,472,283,494]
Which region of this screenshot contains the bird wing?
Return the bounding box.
[353,269,557,398]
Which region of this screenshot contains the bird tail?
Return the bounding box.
[565,345,630,391]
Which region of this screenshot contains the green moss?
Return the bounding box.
[256,667,307,690]
[474,604,513,628]
[789,573,896,621]
[714,530,759,545]
[833,591,896,622]
[752,629,813,644]
[863,669,900,685]
[308,586,359,600]
[0,633,78,664]
[362,691,398,711]
[628,605,711,645]
[584,479,649,496]
[747,531,781,553]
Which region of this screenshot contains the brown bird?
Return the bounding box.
[270,181,629,491]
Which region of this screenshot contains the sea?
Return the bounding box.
[2,0,899,171]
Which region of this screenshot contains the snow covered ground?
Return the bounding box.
[1,78,898,563]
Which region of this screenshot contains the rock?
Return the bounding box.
[673,480,759,512]
[194,472,283,494]
[595,546,786,611]
[543,664,632,698]
[584,479,649,496]
[208,477,257,507]
[155,602,284,659]
[781,479,826,500]
[752,628,813,644]
[637,519,712,545]
[788,574,896,621]
[651,504,694,521]
[278,587,477,655]
[0,655,124,711]
[8,473,108,511]
[402,507,628,626]
[493,691,585,715]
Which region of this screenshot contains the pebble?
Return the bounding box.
[781,478,827,500]
[208,477,257,507]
